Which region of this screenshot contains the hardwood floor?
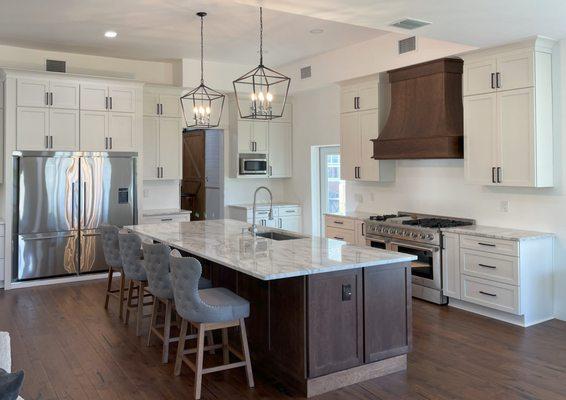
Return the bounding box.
[1,279,566,400]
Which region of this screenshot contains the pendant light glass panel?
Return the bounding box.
[181,12,225,129]
[233,7,290,120]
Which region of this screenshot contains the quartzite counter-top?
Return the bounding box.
[142,208,192,217]
[441,225,554,241]
[324,210,376,220]
[126,219,415,281]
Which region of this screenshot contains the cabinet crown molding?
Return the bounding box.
[460,36,556,61]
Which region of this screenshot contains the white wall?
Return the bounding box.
[0,44,176,84]
[285,36,566,321]
[181,58,251,91]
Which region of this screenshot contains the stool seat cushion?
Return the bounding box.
[199,287,250,322]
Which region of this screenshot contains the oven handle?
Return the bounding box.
[390,241,440,253]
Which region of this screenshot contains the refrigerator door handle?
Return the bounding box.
[71,182,75,229]
[23,233,76,241]
[82,232,101,237]
[83,182,87,226]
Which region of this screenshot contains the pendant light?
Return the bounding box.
[233,7,290,120]
[181,12,225,129]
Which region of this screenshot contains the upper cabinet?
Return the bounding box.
[463,37,555,187]
[6,70,142,153]
[142,85,183,181]
[339,77,395,182]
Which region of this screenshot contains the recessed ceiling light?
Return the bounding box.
[104,31,118,38]
[309,28,324,34]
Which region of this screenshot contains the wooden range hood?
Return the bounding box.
[372,58,464,159]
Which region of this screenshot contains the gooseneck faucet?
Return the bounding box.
[249,186,273,235]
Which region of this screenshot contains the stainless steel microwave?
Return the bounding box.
[239,154,268,175]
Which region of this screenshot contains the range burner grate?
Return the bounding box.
[369,214,398,221]
[402,218,473,229]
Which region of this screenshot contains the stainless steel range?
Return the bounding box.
[365,212,475,305]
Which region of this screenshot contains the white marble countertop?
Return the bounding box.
[441,225,554,241]
[126,219,415,281]
[227,202,300,210]
[143,209,192,217]
[325,211,376,221]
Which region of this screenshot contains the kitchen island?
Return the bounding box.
[127,219,416,397]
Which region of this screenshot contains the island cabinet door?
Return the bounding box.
[307,269,363,378]
[363,264,412,363]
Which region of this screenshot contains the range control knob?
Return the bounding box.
[426,234,434,240]
[411,232,418,238]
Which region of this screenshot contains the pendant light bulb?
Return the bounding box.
[266,92,273,102]
[258,91,265,102]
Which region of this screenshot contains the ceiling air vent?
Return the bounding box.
[398,36,417,54]
[300,66,312,79]
[390,18,431,30]
[46,59,66,73]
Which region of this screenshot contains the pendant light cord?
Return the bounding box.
[259,7,263,66]
[200,13,204,84]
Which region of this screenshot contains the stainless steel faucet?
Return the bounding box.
[249,186,273,235]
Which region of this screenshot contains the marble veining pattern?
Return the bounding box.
[143,208,192,217]
[325,211,377,220]
[126,219,415,281]
[441,225,554,241]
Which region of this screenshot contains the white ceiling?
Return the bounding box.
[241,0,566,48]
[0,0,388,65]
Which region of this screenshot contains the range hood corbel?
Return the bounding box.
[372,58,464,159]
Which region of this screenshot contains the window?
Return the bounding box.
[320,146,345,218]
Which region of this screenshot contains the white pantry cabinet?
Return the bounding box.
[81,83,136,113]
[463,37,554,187]
[17,78,79,109]
[142,85,183,180]
[17,107,79,150]
[339,77,394,182]
[268,122,292,178]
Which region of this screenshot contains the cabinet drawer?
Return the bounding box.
[143,214,190,224]
[325,215,355,231]
[460,235,518,256]
[326,226,356,243]
[278,206,301,216]
[461,275,520,315]
[461,249,519,285]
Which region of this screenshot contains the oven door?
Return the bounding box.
[389,240,441,290]
[366,235,389,250]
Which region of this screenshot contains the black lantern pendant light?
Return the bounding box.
[181,12,225,129]
[233,7,291,120]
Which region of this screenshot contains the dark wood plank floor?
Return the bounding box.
[1,279,566,400]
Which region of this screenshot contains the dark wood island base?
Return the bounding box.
[198,258,412,397]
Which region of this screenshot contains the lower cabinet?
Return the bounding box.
[228,205,302,234]
[324,214,368,246]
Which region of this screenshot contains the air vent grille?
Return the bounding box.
[391,18,430,30]
[46,59,66,73]
[398,37,417,54]
[300,66,312,79]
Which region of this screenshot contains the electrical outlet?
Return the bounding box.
[354,193,364,203]
[500,200,509,212]
[143,189,150,198]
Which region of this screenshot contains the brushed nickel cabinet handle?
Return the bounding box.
[478,263,496,269]
[478,242,496,247]
[491,73,495,89]
[492,167,496,183]
[497,167,501,183]
[479,290,497,297]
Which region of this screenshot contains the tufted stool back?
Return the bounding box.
[100,225,122,268]
[142,242,173,299]
[118,231,147,281]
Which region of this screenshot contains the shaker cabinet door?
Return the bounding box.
[268,123,292,178]
[50,80,80,109]
[50,109,80,151]
[81,84,108,111]
[108,112,135,151]
[108,86,136,113]
[237,120,253,152]
[80,111,108,151]
[160,94,182,117]
[463,57,497,96]
[142,116,159,180]
[497,49,534,91]
[340,112,358,181]
[358,109,379,181]
[17,78,49,108]
[252,121,269,153]
[17,107,49,150]
[159,118,182,180]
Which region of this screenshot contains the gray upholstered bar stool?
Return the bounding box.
[101,225,126,321]
[170,250,254,400]
[143,242,214,363]
[118,231,154,336]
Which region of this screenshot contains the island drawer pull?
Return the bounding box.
[478,242,496,247]
[479,290,497,297]
[478,263,497,269]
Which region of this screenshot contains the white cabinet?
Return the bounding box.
[324,215,367,246]
[144,92,182,117]
[17,107,79,151]
[238,120,268,153]
[441,232,461,299]
[16,78,78,109]
[81,84,136,113]
[143,116,182,180]
[339,91,394,182]
[268,123,292,178]
[108,113,135,151]
[108,86,136,113]
[463,58,497,96]
[228,205,302,234]
[81,84,108,111]
[442,230,554,327]
[80,111,107,151]
[354,219,366,247]
[463,37,554,188]
[50,80,80,109]
[340,81,378,113]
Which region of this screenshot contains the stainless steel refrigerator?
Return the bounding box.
[13,151,137,281]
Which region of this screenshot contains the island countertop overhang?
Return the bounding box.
[125,219,416,281]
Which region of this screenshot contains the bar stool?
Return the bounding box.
[143,242,214,363]
[101,225,126,320]
[118,231,153,336]
[170,250,254,400]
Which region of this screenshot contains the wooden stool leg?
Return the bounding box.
[118,272,126,321]
[136,281,145,336]
[104,267,114,309]
[239,319,254,388]
[206,331,215,355]
[147,296,158,347]
[124,280,135,325]
[221,328,229,365]
[162,299,172,364]
[194,324,206,400]
[174,318,188,376]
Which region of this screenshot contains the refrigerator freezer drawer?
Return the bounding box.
[79,229,109,274]
[17,232,79,280]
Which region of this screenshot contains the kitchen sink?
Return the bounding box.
[255,231,305,241]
